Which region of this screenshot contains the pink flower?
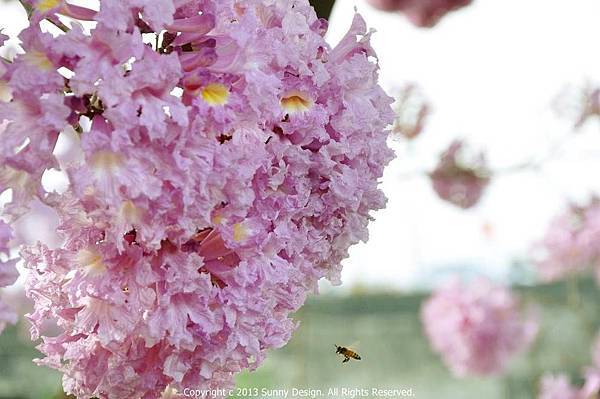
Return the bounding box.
[366,0,473,27]
[538,286,600,398]
[534,198,600,282]
[421,278,538,376]
[538,333,600,399]
[539,370,600,399]
[580,369,600,398]
[429,140,490,209]
[3,1,394,397]
[538,374,579,399]
[391,83,430,140]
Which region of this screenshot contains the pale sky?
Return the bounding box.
[327,0,600,291]
[1,0,600,292]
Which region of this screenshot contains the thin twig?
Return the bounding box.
[18,0,33,19]
[46,18,69,33]
[396,132,583,181]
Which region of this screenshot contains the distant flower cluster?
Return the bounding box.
[421,278,538,376]
[366,0,473,27]
[535,198,600,283]
[0,0,393,397]
[388,86,490,210]
[429,140,490,209]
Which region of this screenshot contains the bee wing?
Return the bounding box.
[347,341,361,351]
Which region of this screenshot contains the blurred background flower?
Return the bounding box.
[534,198,600,283]
[429,140,490,209]
[365,0,472,27]
[421,277,537,376]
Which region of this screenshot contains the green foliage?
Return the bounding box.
[1,279,599,398]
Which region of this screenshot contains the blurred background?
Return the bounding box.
[3,280,600,398]
[1,0,600,398]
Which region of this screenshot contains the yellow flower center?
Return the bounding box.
[201,83,230,106]
[23,50,54,71]
[280,90,313,113]
[233,222,248,242]
[0,166,30,189]
[0,81,12,102]
[36,0,61,12]
[76,248,106,276]
[90,150,123,175]
[211,212,224,226]
[161,387,179,399]
[119,200,141,225]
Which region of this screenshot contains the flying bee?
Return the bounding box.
[334,343,361,363]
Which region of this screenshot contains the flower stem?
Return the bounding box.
[18,0,33,19]
[18,1,70,33]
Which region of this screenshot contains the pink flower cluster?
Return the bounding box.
[1,0,393,397]
[421,278,538,376]
[534,198,600,283]
[0,221,18,334]
[538,334,600,399]
[429,140,490,209]
[366,0,472,27]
